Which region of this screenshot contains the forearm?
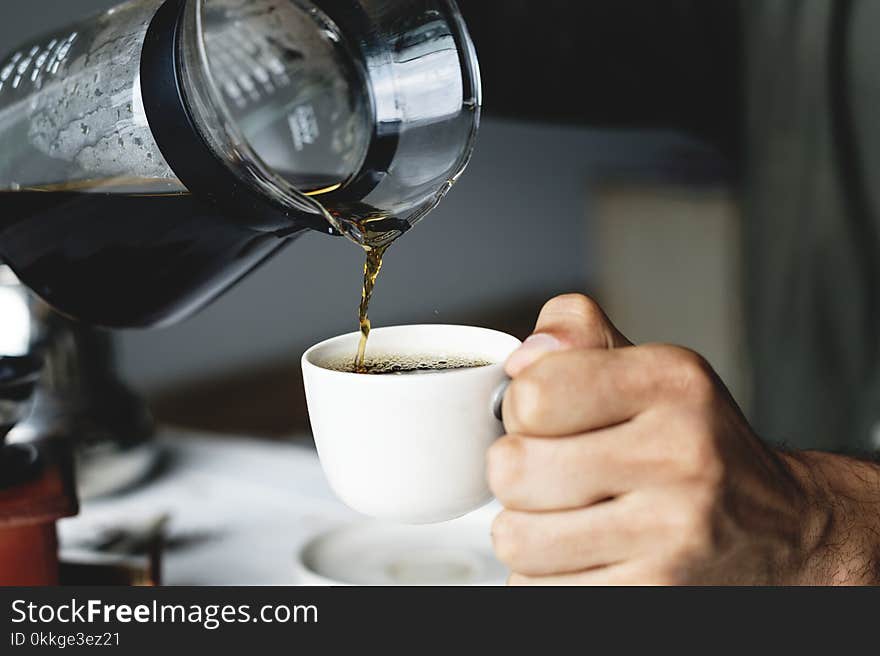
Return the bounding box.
[784,451,880,585]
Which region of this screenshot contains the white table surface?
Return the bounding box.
[58,429,500,585]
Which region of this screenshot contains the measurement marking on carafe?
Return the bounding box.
[43,39,64,77]
[289,105,319,151]
[0,32,78,95]
[12,49,36,89]
[0,63,15,82]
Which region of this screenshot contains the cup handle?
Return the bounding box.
[491,378,511,422]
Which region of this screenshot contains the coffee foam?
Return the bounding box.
[323,354,493,375]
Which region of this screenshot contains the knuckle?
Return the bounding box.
[664,495,707,534]
[545,293,604,322]
[486,435,526,498]
[547,294,611,345]
[492,510,528,572]
[665,492,718,558]
[678,351,718,403]
[627,558,684,586]
[646,564,687,586]
[491,511,526,568]
[653,346,717,403]
[677,423,723,480]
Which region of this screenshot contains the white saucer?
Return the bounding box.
[295,507,507,586]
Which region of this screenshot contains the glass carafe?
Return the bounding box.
[0,0,480,327]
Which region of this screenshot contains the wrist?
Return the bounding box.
[781,450,880,585]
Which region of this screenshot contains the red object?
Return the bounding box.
[0,523,59,585]
[0,459,78,586]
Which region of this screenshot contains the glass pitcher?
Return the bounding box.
[0,0,481,327]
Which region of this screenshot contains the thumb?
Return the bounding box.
[505,294,631,377]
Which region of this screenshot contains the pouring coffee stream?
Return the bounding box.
[0,0,481,349]
[356,243,389,373]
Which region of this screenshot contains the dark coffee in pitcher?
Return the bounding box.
[0,0,481,329]
[0,178,293,327]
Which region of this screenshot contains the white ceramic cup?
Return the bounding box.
[302,325,522,523]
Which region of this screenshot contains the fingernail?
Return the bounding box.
[506,333,561,374]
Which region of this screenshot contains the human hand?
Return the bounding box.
[489,294,879,585]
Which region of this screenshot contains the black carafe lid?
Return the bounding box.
[0,355,44,488]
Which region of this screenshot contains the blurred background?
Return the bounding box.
[2,0,879,586]
[5,0,877,455]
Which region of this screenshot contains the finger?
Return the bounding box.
[488,424,662,511]
[490,406,725,511]
[507,559,676,586]
[504,344,717,436]
[491,499,651,577]
[505,294,631,377]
